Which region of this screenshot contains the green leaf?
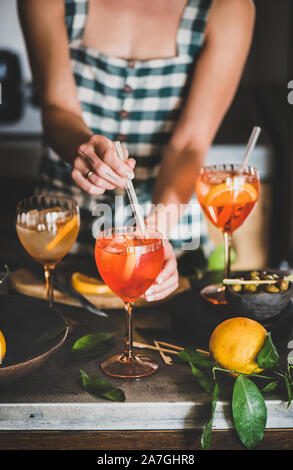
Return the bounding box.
[80,369,125,402]
[257,333,280,369]
[177,348,216,369]
[232,375,267,449]
[36,326,67,343]
[201,382,220,450]
[189,361,214,394]
[71,332,115,359]
[261,381,279,393]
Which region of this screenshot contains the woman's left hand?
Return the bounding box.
[143,241,179,302]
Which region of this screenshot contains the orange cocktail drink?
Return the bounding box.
[196,167,259,233]
[195,164,260,304]
[95,227,164,378]
[95,234,164,303]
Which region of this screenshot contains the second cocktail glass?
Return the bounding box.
[95,226,164,378]
[195,164,260,304]
[16,194,80,307]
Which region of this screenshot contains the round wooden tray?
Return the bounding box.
[9,261,191,309]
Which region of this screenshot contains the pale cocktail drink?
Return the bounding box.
[16,195,80,307]
[16,209,79,268]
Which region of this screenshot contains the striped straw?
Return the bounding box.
[114,141,148,238]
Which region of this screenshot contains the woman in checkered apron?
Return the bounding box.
[19,0,255,301]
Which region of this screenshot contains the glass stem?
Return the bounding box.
[44,266,54,308]
[223,232,232,280]
[123,302,134,360]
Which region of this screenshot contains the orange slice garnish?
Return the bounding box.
[98,235,137,281]
[0,330,6,364]
[46,215,79,251]
[120,235,137,281]
[121,251,136,281]
[204,181,258,207]
[71,272,112,294]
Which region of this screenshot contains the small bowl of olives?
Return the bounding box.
[226,270,293,322]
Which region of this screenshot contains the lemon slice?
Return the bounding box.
[46,215,79,251]
[204,181,258,207]
[71,272,112,294]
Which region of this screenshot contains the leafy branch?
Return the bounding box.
[176,333,293,450]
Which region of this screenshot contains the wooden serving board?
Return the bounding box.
[9,267,191,310]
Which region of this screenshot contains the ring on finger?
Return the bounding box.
[86,169,94,179]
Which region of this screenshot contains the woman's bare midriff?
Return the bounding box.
[82,0,188,60]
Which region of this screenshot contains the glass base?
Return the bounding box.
[200,284,229,305]
[101,353,159,379]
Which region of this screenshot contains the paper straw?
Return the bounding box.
[240,126,261,168]
[114,141,148,237]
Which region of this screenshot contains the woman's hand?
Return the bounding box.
[72,134,136,195]
[143,241,179,302]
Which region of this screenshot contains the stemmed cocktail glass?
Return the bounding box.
[16,194,80,307]
[95,226,164,378]
[195,164,260,304]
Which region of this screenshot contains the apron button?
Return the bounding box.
[120,110,130,119]
[123,84,133,94]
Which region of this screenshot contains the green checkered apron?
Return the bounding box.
[37,0,213,256]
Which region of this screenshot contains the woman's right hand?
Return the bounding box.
[71,135,136,195]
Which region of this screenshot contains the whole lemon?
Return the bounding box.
[209,317,267,375]
[0,330,6,364]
